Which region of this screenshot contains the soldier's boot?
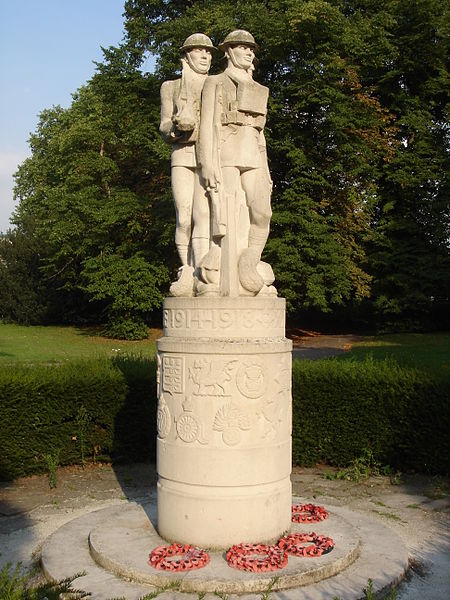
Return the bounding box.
[169,265,195,297]
[238,247,264,293]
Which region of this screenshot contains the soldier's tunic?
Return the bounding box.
[159,78,203,168]
[199,68,269,171]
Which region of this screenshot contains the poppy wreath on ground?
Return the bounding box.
[226,543,288,572]
[278,532,335,557]
[291,503,329,523]
[149,543,210,571]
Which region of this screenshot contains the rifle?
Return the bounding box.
[209,83,226,238]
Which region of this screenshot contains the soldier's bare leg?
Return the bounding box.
[241,167,272,250]
[238,168,272,293]
[191,170,210,268]
[171,166,195,266]
[170,166,195,296]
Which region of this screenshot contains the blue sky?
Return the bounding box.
[0,0,150,232]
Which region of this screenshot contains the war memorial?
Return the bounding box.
[41,31,408,599]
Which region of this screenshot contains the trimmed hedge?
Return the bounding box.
[0,356,156,480]
[292,357,450,473]
[0,356,448,480]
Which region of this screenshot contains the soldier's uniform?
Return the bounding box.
[199,70,269,171]
[198,30,273,294]
[159,33,215,296]
[159,78,200,168]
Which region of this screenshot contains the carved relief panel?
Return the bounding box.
[158,348,291,448]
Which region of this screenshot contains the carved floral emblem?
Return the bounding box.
[257,357,291,438]
[176,413,199,443]
[257,397,284,439]
[213,403,251,446]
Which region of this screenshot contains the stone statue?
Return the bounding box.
[157,33,291,548]
[198,30,275,297]
[159,33,215,296]
[161,30,275,298]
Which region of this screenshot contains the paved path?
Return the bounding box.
[290,333,363,360]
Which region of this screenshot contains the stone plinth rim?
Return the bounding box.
[40,500,410,599]
[87,502,360,593]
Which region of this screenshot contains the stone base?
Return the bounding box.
[89,503,358,593]
[156,296,292,547]
[40,498,409,599]
[157,478,292,548]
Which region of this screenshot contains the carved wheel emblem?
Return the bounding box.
[176,413,199,443]
[174,396,208,444]
[236,362,265,398]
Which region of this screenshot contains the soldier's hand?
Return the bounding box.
[202,166,220,191]
[174,117,196,132]
[169,129,184,141]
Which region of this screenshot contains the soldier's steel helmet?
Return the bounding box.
[179,33,217,53]
[218,30,258,51]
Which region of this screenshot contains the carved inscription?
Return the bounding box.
[164,308,284,333]
[162,356,184,394]
[213,403,251,446]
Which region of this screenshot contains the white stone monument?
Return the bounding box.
[157,30,292,548]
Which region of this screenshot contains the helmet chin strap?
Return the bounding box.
[184,52,209,75]
[227,47,240,70]
[226,47,253,73]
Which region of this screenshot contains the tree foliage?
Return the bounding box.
[0,223,47,324]
[11,55,172,336]
[364,0,450,329]
[6,0,449,334]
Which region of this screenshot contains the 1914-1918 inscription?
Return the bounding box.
[163,307,284,332]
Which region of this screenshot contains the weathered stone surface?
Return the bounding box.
[157,296,292,547]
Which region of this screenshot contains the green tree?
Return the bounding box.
[124,0,397,314]
[0,222,47,324]
[364,0,450,329]
[82,253,166,339]
[9,1,448,333]
[12,49,173,336]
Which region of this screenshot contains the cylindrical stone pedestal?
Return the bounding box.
[156,296,292,548]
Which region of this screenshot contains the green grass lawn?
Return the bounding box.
[0,324,159,364]
[341,332,450,373]
[1,324,449,373]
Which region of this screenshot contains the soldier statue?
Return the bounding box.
[161,30,275,297]
[159,33,215,296]
[198,30,275,296]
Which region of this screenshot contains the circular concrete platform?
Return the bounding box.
[41,498,409,600]
[88,503,358,594]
